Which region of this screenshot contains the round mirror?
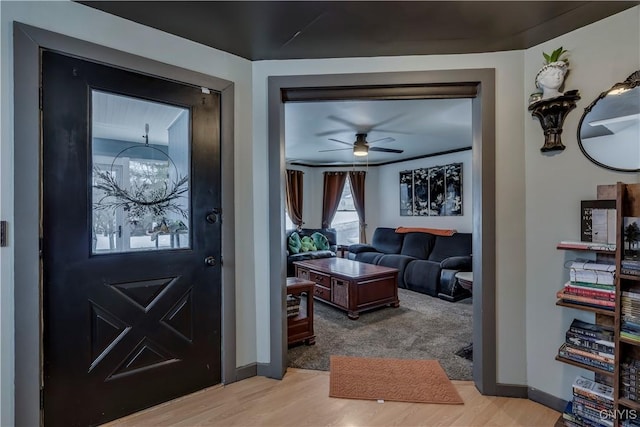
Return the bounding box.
[578,71,640,172]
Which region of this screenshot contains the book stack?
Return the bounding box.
[557,262,616,311]
[621,291,640,343]
[286,295,301,318]
[561,376,614,427]
[558,319,615,373]
[622,259,640,277]
[621,357,640,403]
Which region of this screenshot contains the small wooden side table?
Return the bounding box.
[286,277,315,346]
[454,271,473,361]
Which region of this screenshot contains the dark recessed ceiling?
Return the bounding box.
[78,1,638,61]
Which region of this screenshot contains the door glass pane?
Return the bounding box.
[91,90,190,254]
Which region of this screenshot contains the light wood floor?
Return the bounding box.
[104,368,560,426]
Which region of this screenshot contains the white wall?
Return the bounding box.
[0,2,255,424]
[253,50,527,383]
[524,7,640,401]
[377,151,473,233]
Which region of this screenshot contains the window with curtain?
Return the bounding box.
[285,169,304,230]
[284,209,295,230]
[331,176,360,245]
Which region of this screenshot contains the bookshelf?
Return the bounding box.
[614,182,640,426]
[554,183,640,426]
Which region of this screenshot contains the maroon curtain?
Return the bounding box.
[321,172,347,229]
[285,169,304,229]
[348,171,367,243]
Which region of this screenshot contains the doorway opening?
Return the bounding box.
[283,97,474,378]
[267,71,497,394]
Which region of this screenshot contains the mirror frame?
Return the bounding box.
[577,70,640,172]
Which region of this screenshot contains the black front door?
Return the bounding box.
[41,51,222,426]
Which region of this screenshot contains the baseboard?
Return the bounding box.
[494,383,528,398]
[528,387,567,413]
[256,362,272,378]
[234,363,257,383]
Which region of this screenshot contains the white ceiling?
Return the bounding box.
[92,91,186,145]
[92,91,473,161]
[285,98,473,166]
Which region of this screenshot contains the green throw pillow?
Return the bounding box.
[300,236,317,252]
[288,232,302,254]
[311,232,330,251]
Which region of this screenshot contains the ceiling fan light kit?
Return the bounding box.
[353,143,369,156]
[319,132,403,158]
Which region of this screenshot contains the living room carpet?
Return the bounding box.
[329,355,464,404]
[288,288,473,380]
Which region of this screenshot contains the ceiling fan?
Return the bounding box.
[319,133,404,157]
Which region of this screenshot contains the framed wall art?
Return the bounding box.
[399,163,462,216]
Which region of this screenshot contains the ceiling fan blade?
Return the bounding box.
[369,147,404,154]
[315,128,351,137]
[369,113,405,129]
[373,128,413,135]
[367,137,396,144]
[328,138,354,146]
[326,115,363,130]
[318,147,352,153]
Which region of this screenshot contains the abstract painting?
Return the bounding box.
[399,162,462,216]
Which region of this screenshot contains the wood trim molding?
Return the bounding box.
[267,68,497,395]
[288,147,472,168]
[528,387,567,413]
[282,83,479,102]
[235,363,257,382]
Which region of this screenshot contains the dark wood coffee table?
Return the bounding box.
[293,258,399,319]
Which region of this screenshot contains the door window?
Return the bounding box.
[91,90,191,253]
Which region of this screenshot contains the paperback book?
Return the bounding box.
[581,200,616,243]
[569,261,615,286]
[569,319,614,341]
[559,344,615,372]
[558,289,615,309]
[565,331,614,354]
[624,217,640,260]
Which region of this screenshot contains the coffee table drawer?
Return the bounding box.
[309,271,330,287]
[332,278,349,308]
[313,284,331,301]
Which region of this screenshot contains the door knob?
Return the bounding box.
[204,256,216,266]
[206,209,220,224]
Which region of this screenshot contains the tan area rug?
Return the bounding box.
[329,355,464,404]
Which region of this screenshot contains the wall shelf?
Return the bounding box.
[555,355,614,377]
[555,300,615,316]
[528,90,581,152]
